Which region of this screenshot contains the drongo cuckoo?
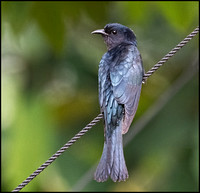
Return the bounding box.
[92,23,144,182]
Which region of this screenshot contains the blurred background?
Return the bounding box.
[1,1,199,192]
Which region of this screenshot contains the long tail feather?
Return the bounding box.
[94,123,128,182]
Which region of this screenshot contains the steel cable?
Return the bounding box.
[142,26,199,83]
[12,114,103,192]
[12,25,199,192]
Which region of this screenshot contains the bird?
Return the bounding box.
[91,23,144,182]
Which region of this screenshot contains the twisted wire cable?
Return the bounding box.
[12,113,103,192]
[142,26,199,83]
[12,26,199,192]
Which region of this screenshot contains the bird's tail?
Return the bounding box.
[94,123,129,182]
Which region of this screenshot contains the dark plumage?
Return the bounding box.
[92,23,144,182]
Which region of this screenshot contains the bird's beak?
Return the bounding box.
[91,29,108,36]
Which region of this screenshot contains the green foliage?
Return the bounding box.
[1,1,199,192]
[31,2,66,53]
[2,1,111,53]
[158,2,199,32]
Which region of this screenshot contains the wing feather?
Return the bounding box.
[110,45,144,134]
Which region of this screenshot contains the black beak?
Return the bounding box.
[91,29,108,36]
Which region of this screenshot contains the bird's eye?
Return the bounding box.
[112,30,117,35]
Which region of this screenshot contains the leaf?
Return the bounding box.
[82,2,110,24]
[30,2,65,53]
[115,2,150,24]
[1,2,33,35]
[158,2,198,32]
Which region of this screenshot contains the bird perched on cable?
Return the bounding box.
[91,23,144,182]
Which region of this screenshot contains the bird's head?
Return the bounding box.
[92,23,137,50]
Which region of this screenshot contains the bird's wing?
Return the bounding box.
[98,53,110,112]
[110,45,144,134]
